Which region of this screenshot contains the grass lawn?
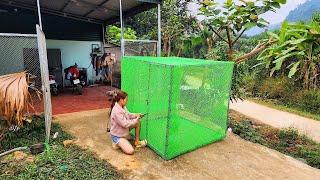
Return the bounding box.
[0,116,122,180]
[248,97,320,121]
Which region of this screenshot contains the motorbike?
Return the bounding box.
[48,67,60,96]
[64,65,85,95]
[49,74,59,96]
[70,74,83,95]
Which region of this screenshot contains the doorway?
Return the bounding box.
[47,49,63,90]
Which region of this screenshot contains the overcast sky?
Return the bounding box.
[188,0,307,25]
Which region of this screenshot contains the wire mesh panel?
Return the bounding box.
[123,40,158,57]
[122,56,234,160]
[0,30,52,141]
[36,25,52,142]
[0,34,42,88]
[122,59,150,140]
[145,63,171,156]
[167,58,234,159]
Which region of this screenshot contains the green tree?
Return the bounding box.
[160,0,197,56]
[180,22,223,59]
[198,0,287,100]
[312,11,320,23]
[126,0,197,56]
[106,25,137,45]
[199,0,287,62]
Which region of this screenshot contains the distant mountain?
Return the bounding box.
[286,0,320,22]
[246,0,320,36]
[244,27,265,36]
[244,23,281,36]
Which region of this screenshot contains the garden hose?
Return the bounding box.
[0,143,46,158]
[0,146,29,158]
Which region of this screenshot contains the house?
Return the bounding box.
[0,0,161,86]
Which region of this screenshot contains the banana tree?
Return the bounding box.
[258,21,320,89]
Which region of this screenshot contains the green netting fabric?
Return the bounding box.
[121,56,234,160]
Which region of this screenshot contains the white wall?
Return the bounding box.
[47,39,103,83]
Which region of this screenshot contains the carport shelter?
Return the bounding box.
[0,0,161,85]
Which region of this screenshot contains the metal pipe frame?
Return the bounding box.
[123,39,158,43]
[119,2,162,57]
[36,0,42,29]
[0,33,37,37]
[157,3,161,57]
[120,0,124,57]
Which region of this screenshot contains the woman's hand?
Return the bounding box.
[137,113,145,119]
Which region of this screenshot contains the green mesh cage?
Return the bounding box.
[121,56,234,160]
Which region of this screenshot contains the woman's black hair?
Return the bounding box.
[110,90,128,114]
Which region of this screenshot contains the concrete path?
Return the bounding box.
[55,109,320,180]
[230,100,320,143]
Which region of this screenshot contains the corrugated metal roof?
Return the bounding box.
[0,4,104,41]
[0,0,161,24]
[138,0,161,3]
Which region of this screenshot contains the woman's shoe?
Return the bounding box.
[134,139,147,148]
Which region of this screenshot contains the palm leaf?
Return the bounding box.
[0,72,39,127]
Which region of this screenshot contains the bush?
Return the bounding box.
[258,76,296,100]
[0,116,122,179]
[229,118,266,144]
[1,145,122,179]
[274,128,320,168]
[298,145,320,169]
[292,90,320,114]
[13,145,121,179]
[229,116,320,169]
[237,63,262,96]
[276,128,304,154]
[0,115,72,151]
[278,128,300,144]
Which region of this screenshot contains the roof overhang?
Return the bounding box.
[0,0,161,24]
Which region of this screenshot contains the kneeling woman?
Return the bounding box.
[109,90,147,155]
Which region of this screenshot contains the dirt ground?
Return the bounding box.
[55,109,320,180]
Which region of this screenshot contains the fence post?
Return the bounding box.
[36,25,52,143]
[157,3,161,57]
